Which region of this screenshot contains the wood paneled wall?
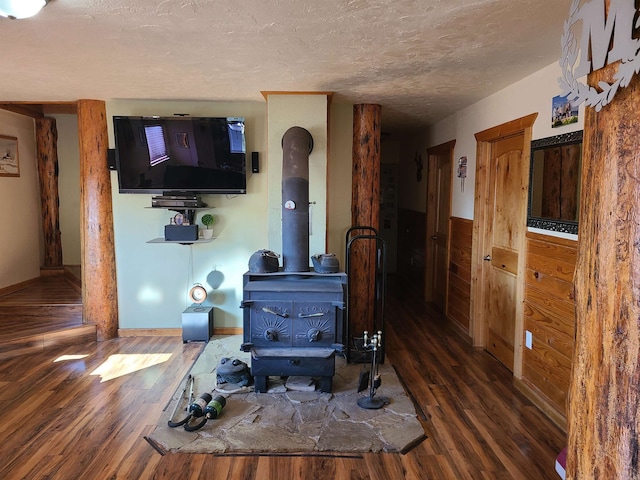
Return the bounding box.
[447,217,472,335]
[521,231,576,426]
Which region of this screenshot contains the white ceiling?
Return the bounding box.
[2,0,572,133]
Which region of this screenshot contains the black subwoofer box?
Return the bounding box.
[165,225,198,242]
[182,306,214,342]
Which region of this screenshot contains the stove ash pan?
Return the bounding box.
[251,348,337,393]
[241,273,347,393]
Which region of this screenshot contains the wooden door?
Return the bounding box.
[425,141,454,310]
[483,134,525,371]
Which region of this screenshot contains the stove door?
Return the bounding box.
[249,301,293,348]
[292,301,337,348]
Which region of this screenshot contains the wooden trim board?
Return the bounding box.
[118,327,243,337]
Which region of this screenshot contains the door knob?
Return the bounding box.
[431,235,438,240]
[483,255,492,261]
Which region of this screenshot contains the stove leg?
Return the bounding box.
[319,376,332,393]
[254,375,268,393]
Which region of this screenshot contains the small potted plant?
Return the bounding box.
[200,214,215,239]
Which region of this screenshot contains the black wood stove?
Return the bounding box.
[240,126,347,393]
[241,271,346,392]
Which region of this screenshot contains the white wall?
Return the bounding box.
[397,61,585,233]
[0,110,41,289]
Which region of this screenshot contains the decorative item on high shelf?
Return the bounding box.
[200,214,215,239]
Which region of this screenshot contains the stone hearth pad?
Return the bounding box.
[146,336,426,454]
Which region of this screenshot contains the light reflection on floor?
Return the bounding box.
[53,354,90,363]
[89,353,173,382]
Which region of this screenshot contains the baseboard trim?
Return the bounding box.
[513,377,567,432]
[118,328,182,337]
[0,277,40,297]
[214,327,243,335]
[447,316,473,345]
[117,327,243,337]
[40,267,66,276]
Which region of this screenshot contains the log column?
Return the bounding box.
[77,100,118,341]
[567,51,640,477]
[35,117,63,269]
[350,104,381,338]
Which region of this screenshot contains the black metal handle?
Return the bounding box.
[307,328,321,342]
[264,329,278,342]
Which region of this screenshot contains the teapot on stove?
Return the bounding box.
[311,253,340,273]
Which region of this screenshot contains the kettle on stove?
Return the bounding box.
[248,250,280,273]
[311,253,340,273]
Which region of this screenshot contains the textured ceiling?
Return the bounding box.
[1,0,572,133]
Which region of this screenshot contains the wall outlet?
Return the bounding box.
[525,330,533,349]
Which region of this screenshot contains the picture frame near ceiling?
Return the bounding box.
[0,135,19,177]
[551,94,579,128]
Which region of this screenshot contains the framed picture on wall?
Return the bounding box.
[0,135,19,177]
[552,94,579,128]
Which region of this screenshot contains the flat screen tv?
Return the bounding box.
[113,116,247,194]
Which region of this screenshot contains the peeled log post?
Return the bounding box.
[567,64,640,476]
[350,104,381,337]
[77,100,119,341]
[36,117,63,269]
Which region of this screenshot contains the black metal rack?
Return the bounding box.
[345,226,387,364]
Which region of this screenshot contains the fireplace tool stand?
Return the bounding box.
[345,226,387,364]
[357,330,388,409]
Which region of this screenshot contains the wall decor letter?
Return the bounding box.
[559,0,640,111]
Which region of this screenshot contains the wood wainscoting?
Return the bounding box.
[447,217,472,337]
[519,231,577,429]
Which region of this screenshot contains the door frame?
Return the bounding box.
[471,113,537,378]
[424,139,455,305]
[0,101,118,340]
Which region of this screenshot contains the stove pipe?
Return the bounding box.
[281,126,314,272]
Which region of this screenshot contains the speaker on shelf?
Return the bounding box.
[251,151,259,173]
[108,148,116,170]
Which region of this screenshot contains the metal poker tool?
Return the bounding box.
[168,374,192,427]
[187,375,194,410]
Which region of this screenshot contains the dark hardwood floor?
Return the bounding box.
[0,275,566,479]
[0,270,95,359]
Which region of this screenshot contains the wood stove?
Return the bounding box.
[241,271,347,392]
[240,126,347,393]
